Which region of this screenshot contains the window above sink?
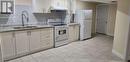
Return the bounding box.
[1,1,14,14]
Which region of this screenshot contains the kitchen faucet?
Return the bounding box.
[21,10,29,26]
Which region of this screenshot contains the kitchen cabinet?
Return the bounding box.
[29,28,53,52]
[68,0,76,14]
[0,32,15,60]
[75,25,80,40]
[71,0,76,14]
[0,27,54,61]
[29,30,41,52]
[32,0,51,13]
[69,24,79,42]
[40,28,54,49]
[32,0,69,13]
[15,31,29,56]
[51,0,68,9]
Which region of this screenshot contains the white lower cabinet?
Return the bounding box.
[1,32,15,60]
[0,28,54,61]
[29,28,54,52]
[69,25,80,42]
[74,25,80,41]
[29,30,41,52]
[40,28,54,49]
[69,26,75,42]
[15,31,29,56]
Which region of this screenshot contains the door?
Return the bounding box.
[96,5,108,34]
[107,4,117,36]
[1,32,15,59]
[15,31,29,55]
[29,30,41,52]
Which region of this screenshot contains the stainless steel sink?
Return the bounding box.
[13,26,37,29]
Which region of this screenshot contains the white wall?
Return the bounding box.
[112,0,130,60]
[15,0,32,5]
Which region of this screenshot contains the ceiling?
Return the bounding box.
[80,0,117,3]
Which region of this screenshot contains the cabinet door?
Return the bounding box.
[64,0,68,9]
[51,0,68,9]
[29,30,41,52]
[69,25,79,42]
[15,31,29,55]
[1,32,15,59]
[40,28,54,49]
[74,25,80,41]
[69,26,75,42]
[72,0,76,14]
[33,0,51,13]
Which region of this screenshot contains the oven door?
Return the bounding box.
[55,27,68,42]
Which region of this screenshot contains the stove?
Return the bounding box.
[48,19,69,47]
[54,25,69,47]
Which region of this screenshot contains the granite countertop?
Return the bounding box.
[0,23,80,33]
[0,25,54,33]
[68,23,80,26]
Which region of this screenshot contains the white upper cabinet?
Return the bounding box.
[51,0,68,9]
[32,0,69,13]
[15,0,70,13]
[72,0,76,14]
[69,0,76,14]
[32,0,51,13]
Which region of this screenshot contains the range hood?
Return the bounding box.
[50,6,68,12]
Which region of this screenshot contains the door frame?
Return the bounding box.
[126,7,130,61]
[96,4,109,34]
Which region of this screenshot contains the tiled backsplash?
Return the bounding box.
[0,5,66,27]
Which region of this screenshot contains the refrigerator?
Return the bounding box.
[75,10,93,40]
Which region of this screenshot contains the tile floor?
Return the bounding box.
[7,34,124,62]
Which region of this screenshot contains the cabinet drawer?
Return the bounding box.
[40,29,52,35]
[40,34,51,38]
[40,39,53,48]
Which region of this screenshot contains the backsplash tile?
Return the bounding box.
[0,5,67,27]
[7,5,38,26]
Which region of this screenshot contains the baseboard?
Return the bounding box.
[107,33,114,36]
[112,49,125,60]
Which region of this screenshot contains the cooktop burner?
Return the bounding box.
[52,24,67,26]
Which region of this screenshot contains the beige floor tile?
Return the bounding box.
[7,34,123,62]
